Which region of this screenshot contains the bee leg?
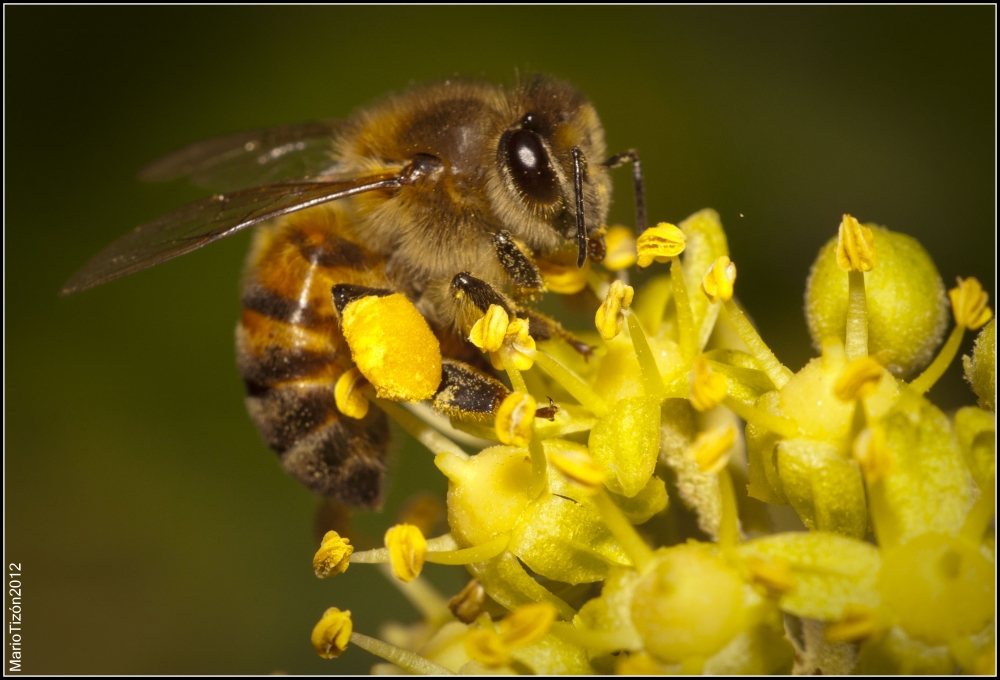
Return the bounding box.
[450,271,516,323]
[525,309,595,361]
[432,359,509,422]
[331,283,394,315]
[603,149,647,235]
[492,230,543,291]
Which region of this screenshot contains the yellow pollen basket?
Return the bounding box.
[339,293,443,402]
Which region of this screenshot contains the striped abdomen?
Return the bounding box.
[236,204,391,508]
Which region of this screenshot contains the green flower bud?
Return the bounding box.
[963,318,996,411]
[588,396,662,497]
[630,544,760,662]
[878,533,994,645]
[805,226,948,377]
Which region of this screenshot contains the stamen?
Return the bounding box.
[549,446,605,492]
[627,313,666,399]
[311,607,353,659]
[722,396,800,439]
[499,602,557,648]
[469,304,510,352]
[449,579,486,624]
[495,391,536,448]
[701,255,737,303]
[824,605,881,643]
[837,216,876,361]
[744,556,796,596]
[334,367,370,419]
[350,631,455,675]
[689,356,729,412]
[717,467,740,556]
[373,397,468,460]
[313,530,353,578]
[909,277,993,395]
[636,222,686,267]
[532,350,610,417]
[424,534,510,565]
[722,299,794,388]
[384,524,427,582]
[853,427,894,482]
[834,357,884,402]
[595,279,635,340]
[689,425,736,475]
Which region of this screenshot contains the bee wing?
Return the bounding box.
[61,173,399,295]
[139,120,345,192]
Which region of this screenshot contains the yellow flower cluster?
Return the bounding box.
[310,210,995,675]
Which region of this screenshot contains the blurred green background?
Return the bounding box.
[6,6,994,674]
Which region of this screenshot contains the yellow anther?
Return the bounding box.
[448,579,486,624]
[595,279,635,340]
[745,556,796,595]
[853,426,894,482]
[311,607,353,659]
[950,277,993,330]
[689,425,736,474]
[464,627,509,668]
[602,225,638,271]
[616,653,670,675]
[384,524,427,582]
[836,214,876,272]
[701,255,737,303]
[469,304,510,352]
[825,605,881,643]
[689,356,729,411]
[313,531,353,578]
[334,367,369,419]
[494,391,536,448]
[537,258,589,294]
[549,446,605,493]
[833,356,884,402]
[495,318,536,371]
[636,222,687,267]
[499,602,557,648]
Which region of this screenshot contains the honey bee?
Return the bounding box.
[62,76,645,508]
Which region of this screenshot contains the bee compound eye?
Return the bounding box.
[504,129,559,204]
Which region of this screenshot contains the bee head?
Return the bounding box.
[490,78,612,266]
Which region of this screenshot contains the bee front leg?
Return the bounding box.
[492,230,543,292]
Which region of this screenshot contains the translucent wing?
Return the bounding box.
[139,120,345,192]
[61,173,400,296]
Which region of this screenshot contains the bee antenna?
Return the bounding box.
[571,146,587,268]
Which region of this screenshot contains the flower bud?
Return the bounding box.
[806,226,947,377]
[963,319,995,411]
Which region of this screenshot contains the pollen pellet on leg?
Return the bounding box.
[339,293,443,402]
